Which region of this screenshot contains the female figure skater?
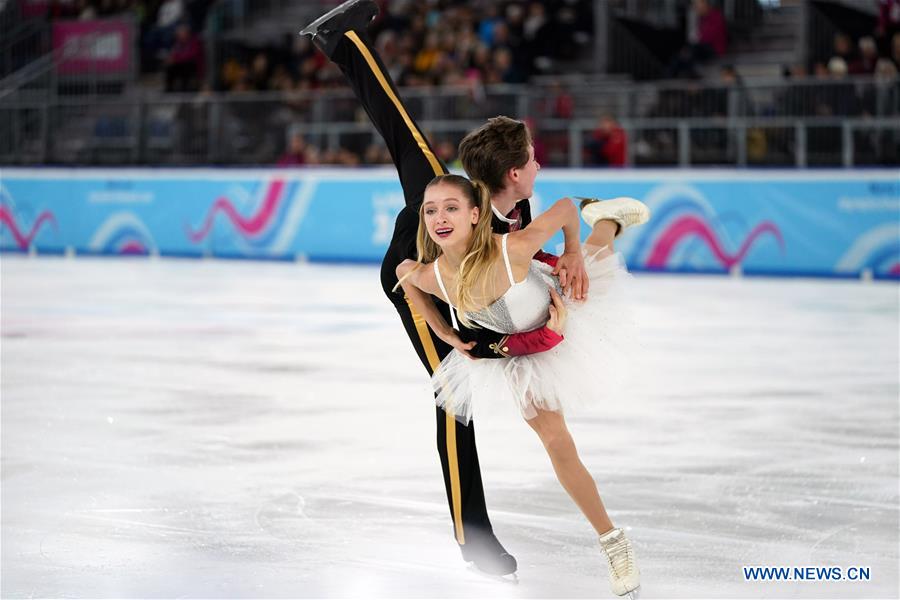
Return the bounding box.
[396,174,648,599]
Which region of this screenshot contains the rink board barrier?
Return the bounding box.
[1,168,898,280]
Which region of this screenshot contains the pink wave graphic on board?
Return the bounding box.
[0,205,58,249]
[889,264,900,276]
[646,215,784,269]
[119,241,148,254]
[186,179,285,243]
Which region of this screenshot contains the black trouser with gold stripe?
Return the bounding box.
[331,31,494,549]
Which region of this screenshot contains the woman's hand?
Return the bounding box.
[435,328,478,360]
[546,286,568,335]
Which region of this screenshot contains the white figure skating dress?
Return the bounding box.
[431,233,637,424]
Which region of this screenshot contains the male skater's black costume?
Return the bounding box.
[301,0,561,576]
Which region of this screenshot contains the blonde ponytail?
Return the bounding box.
[455,179,499,328]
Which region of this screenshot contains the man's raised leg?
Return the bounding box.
[300,1,516,576]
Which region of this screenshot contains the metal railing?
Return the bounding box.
[2,78,898,167]
[575,76,900,121]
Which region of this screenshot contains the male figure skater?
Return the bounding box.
[300,0,580,578]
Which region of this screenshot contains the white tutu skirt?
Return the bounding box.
[431,247,639,424]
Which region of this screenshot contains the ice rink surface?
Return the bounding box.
[1,256,898,599]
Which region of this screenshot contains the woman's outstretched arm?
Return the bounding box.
[396,259,476,357]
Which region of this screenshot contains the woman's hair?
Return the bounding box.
[458,116,532,195]
[396,174,498,329]
[452,177,498,329]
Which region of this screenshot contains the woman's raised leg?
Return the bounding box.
[584,220,618,257]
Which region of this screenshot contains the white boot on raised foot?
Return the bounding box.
[598,527,641,599]
[578,197,650,237]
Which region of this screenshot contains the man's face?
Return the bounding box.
[513,144,540,199]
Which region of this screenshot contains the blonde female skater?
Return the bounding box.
[396,173,648,598]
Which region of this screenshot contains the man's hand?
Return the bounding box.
[435,328,478,360]
[546,287,568,335]
[552,250,589,301]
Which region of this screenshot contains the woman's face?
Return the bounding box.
[422,182,480,248]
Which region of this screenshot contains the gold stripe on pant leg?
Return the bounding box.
[404,295,465,545]
[344,31,445,176]
[353,24,463,545]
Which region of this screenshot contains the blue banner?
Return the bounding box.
[2,168,898,279]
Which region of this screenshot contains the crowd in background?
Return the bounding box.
[27,0,899,166]
[219,0,594,95]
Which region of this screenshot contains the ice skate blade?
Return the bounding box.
[623,585,641,599]
[466,563,519,584]
[299,0,374,36]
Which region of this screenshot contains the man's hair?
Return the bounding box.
[458,116,532,195]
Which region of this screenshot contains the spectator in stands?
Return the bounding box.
[542,81,574,119]
[219,56,246,92]
[823,57,859,117]
[892,32,900,71]
[494,46,526,84]
[268,64,294,92]
[467,42,493,82]
[547,2,587,64]
[413,31,441,79]
[694,0,728,57]
[156,0,184,30]
[277,132,309,166]
[477,3,503,47]
[585,114,627,167]
[877,0,900,50]
[523,1,554,72]
[851,36,880,75]
[247,52,271,92]
[143,0,185,69]
[77,0,97,20]
[831,32,858,66]
[523,2,548,43]
[876,56,900,80]
[434,139,461,169]
[164,23,202,92]
[666,0,728,79]
[862,58,900,117]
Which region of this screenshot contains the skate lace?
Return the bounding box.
[622,209,643,224]
[602,533,634,578]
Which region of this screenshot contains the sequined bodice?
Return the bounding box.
[433,234,562,334]
[466,260,561,333]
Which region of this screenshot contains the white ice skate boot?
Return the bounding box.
[598,527,641,599]
[578,197,650,237]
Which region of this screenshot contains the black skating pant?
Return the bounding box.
[330,31,496,550]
